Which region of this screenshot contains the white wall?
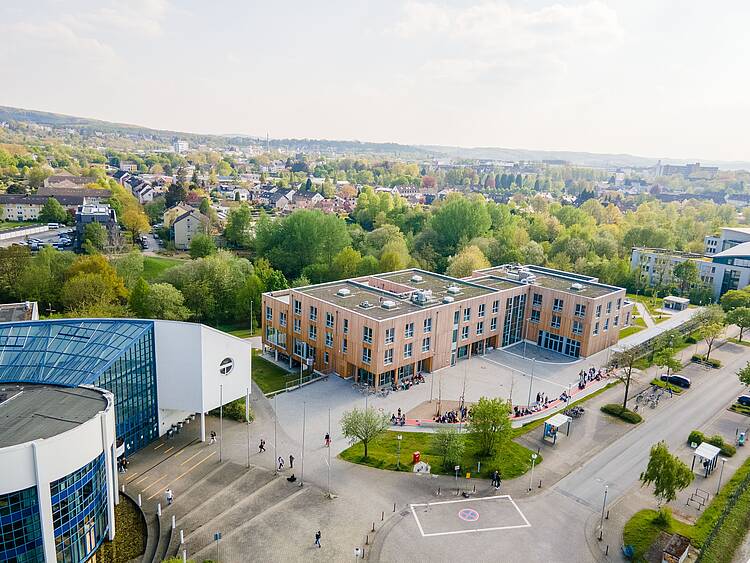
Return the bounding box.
[200,325,252,411]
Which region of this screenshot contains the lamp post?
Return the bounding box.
[526,359,536,408]
[397,434,403,470]
[599,485,609,537]
[528,453,538,492]
[717,458,727,495]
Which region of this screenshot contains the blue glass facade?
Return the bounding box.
[0,486,43,562]
[0,320,159,453]
[50,455,109,563]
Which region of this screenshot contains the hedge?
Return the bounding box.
[688,430,736,457]
[600,403,642,424]
[208,397,254,422]
[691,354,722,368]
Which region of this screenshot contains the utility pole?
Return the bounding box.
[246,387,251,468]
[300,402,306,486]
[274,393,278,473]
[219,384,223,462]
[327,408,331,498]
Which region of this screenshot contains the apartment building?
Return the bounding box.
[262,265,630,388]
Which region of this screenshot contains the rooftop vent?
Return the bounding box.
[443,296,455,304]
[446,286,461,295]
[337,288,351,297]
[521,274,537,284]
[381,300,397,310]
[570,283,584,291]
[410,274,424,283]
[411,289,433,305]
[359,300,374,309]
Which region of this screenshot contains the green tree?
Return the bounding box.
[66,254,129,302]
[189,233,216,259]
[114,251,144,289]
[672,261,699,295]
[144,283,190,320]
[616,346,639,410]
[468,397,512,457]
[737,362,750,386]
[39,198,68,224]
[129,278,150,317]
[332,247,363,280]
[61,272,112,312]
[82,222,108,254]
[144,197,166,224]
[430,195,492,255]
[340,407,390,459]
[721,289,750,312]
[640,442,693,505]
[727,307,750,342]
[431,427,466,470]
[654,347,681,376]
[445,245,490,278]
[224,204,253,248]
[699,322,724,361]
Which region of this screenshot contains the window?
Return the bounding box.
[266,306,272,321]
[461,326,469,340]
[490,317,497,331]
[553,298,564,312]
[476,321,484,335]
[308,325,317,340]
[530,309,541,323]
[342,338,348,353]
[385,327,395,345]
[363,326,372,344]
[294,299,301,315]
[606,301,612,314]
[616,298,622,310]
[326,312,334,328]
[404,322,414,338]
[293,318,301,333]
[424,317,432,333]
[551,315,561,329]
[422,337,430,352]
[325,332,333,348]
[384,348,393,365]
[593,322,599,335]
[309,306,317,321]
[533,293,543,306]
[279,312,287,327]
[463,308,471,322]
[478,303,486,318]
[362,347,371,364]
[604,318,609,331]
[572,320,583,335]
[614,315,619,326]
[595,304,602,318]
[404,343,413,359]
[324,351,329,364]
[492,300,499,314]
[574,304,586,317]
[453,310,460,325]
[343,318,349,334]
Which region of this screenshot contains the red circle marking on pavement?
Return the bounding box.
[458,508,480,522]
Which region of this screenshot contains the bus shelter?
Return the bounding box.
[543,413,572,445]
[691,442,720,477]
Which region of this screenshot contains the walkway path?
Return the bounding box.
[634,300,656,328]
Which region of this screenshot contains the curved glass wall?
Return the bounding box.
[50,454,108,563]
[0,486,43,562]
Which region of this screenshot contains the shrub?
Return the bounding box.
[691,354,722,368]
[685,335,698,344]
[654,507,672,527]
[209,397,254,422]
[601,403,642,424]
[688,430,736,457]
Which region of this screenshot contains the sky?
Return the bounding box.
[1,0,748,162]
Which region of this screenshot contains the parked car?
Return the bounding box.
[738,395,750,407]
[660,374,691,388]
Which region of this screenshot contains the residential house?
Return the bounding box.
[37,186,111,204]
[163,203,194,228]
[75,204,118,251]
[0,194,86,221]
[172,209,210,250]
[291,190,324,210]
[120,161,139,172]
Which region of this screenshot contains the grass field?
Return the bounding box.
[623,509,694,562]
[0,221,41,231]
[627,293,673,324]
[142,256,184,281]
[252,350,297,394]
[340,430,540,479]
[217,323,261,339]
[619,325,645,339]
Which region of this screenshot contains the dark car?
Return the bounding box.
[738,395,750,407]
[660,374,691,388]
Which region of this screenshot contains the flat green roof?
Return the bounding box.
[477,266,621,299]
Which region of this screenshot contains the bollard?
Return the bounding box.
[172,515,176,530]
[121,484,125,493]
[605,545,609,556]
[393,503,396,512]
[371,522,375,533]
[381,511,384,521]
[472,484,476,493]
[182,549,187,563]
[598,530,603,541]
[538,479,542,489]
[606,510,609,520]
[362,547,365,558]
[437,487,441,495]
[365,534,369,545]
[157,503,162,517]
[138,494,142,507]
[180,530,184,545]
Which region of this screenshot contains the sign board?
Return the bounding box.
[214,532,222,541]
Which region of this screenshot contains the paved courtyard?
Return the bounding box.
[410,495,530,537]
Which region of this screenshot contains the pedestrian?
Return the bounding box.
[324,433,331,447]
[491,470,498,489]
[121,457,128,473]
[259,439,266,453]
[314,530,321,548]
[117,458,124,473]
[165,489,174,505]
[278,456,285,471]
[289,454,295,468]
[210,430,217,444]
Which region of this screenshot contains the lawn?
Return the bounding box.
[729,338,750,347]
[142,255,185,281]
[623,509,694,562]
[729,403,750,417]
[0,221,41,231]
[252,350,298,394]
[619,325,645,339]
[217,323,261,339]
[627,293,672,324]
[649,378,683,394]
[339,430,540,479]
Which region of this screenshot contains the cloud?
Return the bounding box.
[0,21,117,63]
[63,0,170,37]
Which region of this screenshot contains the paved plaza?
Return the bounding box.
[410,495,530,537]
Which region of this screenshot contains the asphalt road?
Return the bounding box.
[553,341,748,510]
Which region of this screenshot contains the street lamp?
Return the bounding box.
[599,485,609,537]
[717,458,727,495]
[526,358,536,408]
[528,453,538,492]
[396,434,403,470]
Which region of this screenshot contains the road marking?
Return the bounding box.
[409,495,531,537]
[163,447,175,454]
[180,450,203,466]
[148,452,216,500]
[140,475,166,493]
[154,444,164,451]
[125,472,139,482]
[131,473,153,485]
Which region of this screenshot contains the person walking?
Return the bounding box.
[278,456,285,471]
[324,433,331,447]
[259,439,266,453]
[314,530,321,548]
[165,489,174,505]
[210,431,217,444]
[289,454,294,469]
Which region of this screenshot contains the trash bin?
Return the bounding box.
[412,451,421,464]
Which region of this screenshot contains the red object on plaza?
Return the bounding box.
[412,451,421,464]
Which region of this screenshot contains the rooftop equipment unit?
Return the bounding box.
[447,286,461,295]
[570,283,584,291]
[410,274,424,283]
[337,288,351,297]
[381,300,397,310]
[443,296,455,304]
